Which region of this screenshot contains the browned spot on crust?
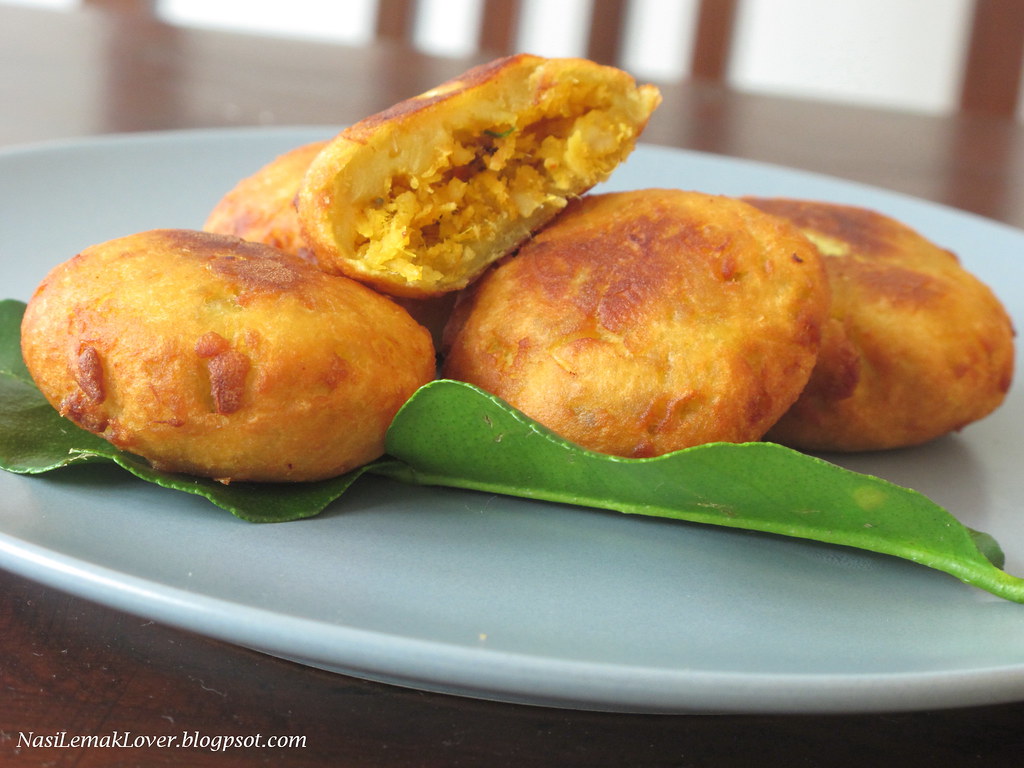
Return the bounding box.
[744,198,892,255]
[206,349,250,415]
[210,254,304,293]
[597,279,650,334]
[161,229,271,257]
[153,230,307,294]
[636,392,697,451]
[744,385,775,428]
[103,420,134,447]
[811,338,861,402]
[842,261,944,306]
[720,253,739,279]
[152,418,186,428]
[321,354,350,390]
[194,331,230,359]
[74,345,105,404]
[1000,366,1014,394]
[59,392,108,433]
[517,203,725,334]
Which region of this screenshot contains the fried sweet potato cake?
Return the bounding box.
[21,230,435,482]
[442,189,829,457]
[204,140,327,261]
[297,54,661,298]
[745,198,1015,451]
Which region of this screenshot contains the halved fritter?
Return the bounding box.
[297,54,661,298]
[202,138,456,347]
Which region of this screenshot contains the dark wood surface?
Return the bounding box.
[3,4,1024,766]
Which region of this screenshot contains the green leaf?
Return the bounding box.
[0,369,112,473]
[103,451,377,523]
[0,299,31,380]
[378,379,1024,603]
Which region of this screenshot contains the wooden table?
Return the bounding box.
[3,4,1024,766]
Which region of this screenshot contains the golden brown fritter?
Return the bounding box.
[297,54,661,299]
[442,189,829,458]
[21,229,436,482]
[744,198,1015,451]
[204,140,327,261]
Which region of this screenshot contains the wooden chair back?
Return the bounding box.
[82,0,1024,118]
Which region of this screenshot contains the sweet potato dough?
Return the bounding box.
[745,198,1016,451]
[442,189,830,458]
[297,54,661,298]
[20,229,435,482]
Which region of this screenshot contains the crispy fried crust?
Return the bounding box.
[204,140,327,261]
[21,229,436,482]
[297,54,661,298]
[745,198,1016,451]
[442,189,829,457]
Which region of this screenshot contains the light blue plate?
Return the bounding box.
[1,128,1022,713]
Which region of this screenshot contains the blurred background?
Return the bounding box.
[7,0,1023,120]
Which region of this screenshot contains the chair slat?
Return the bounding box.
[960,0,1024,116]
[586,0,628,65]
[691,0,739,81]
[376,0,417,42]
[82,0,157,12]
[480,0,521,55]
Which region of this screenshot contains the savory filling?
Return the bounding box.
[349,84,639,288]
